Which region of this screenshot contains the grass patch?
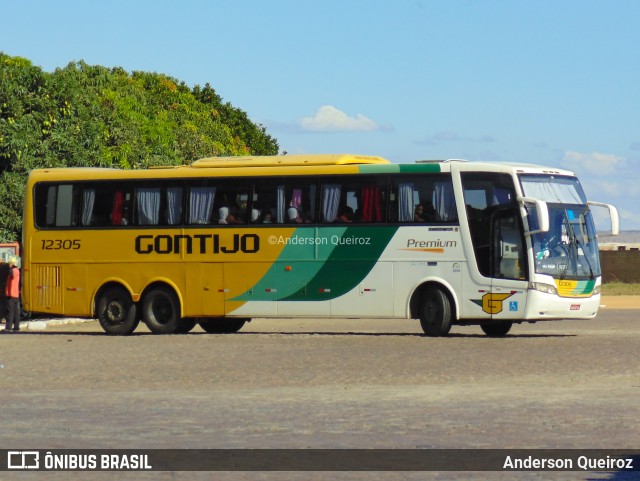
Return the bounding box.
[601,282,640,296]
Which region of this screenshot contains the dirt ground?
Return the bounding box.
[0,307,638,481]
[599,295,639,309]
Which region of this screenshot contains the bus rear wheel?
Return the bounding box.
[481,321,513,337]
[143,287,181,334]
[198,318,247,334]
[419,286,452,337]
[97,287,139,336]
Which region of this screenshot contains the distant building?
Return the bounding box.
[598,231,640,251]
[599,243,640,251]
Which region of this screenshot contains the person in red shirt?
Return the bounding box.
[3,256,21,332]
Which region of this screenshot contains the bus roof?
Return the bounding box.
[26,155,577,181]
[191,154,390,168]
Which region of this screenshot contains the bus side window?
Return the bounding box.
[35,183,80,228]
[358,182,386,223]
[165,185,183,225]
[321,183,341,223]
[214,181,250,225]
[79,183,132,227]
[392,175,457,223]
[320,176,386,223]
[81,184,110,226]
[188,185,216,225]
[253,180,317,224]
[252,182,280,224]
[111,190,133,226]
[134,186,161,226]
[432,180,457,222]
[287,185,315,223]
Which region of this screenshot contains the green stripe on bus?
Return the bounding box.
[282,226,397,301]
[357,163,442,174]
[232,226,398,302]
[398,163,442,173]
[575,280,596,295]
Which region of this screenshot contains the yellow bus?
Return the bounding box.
[22,154,618,336]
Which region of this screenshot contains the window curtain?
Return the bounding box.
[189,187,216,224]
[361,185,382,222]
[435,183,456,221]
[136,188,161,225]
[276,185,286,224]
[166,187,183,225]
[290,189,302,209]
[398,183,414,222]
[520,179,583,204]
[81,189,96,226]
[111,191,124,225]
[322,184,341,222]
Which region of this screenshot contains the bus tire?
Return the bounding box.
[419,286,452,337]
[481,321,513,337]
[97,287,139,336]
[198,318,247,334]
[143,287,181,334]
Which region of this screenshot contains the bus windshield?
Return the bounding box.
[530,205,601,279]
[519,174,587,204]
[519,174,600,279]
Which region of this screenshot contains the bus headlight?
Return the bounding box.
[592,285,601,295]
[529,282,558,295]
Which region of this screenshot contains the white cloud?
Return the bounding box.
[562,151,625,175]
[299,105,380,132]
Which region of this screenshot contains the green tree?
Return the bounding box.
[0,53,279,241]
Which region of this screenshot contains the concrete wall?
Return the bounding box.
[600,250,640,283]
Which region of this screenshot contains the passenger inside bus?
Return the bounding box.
[260,210,273,223]
[288,207,303,223]
[337,206,355,223]
[218,206,244,224]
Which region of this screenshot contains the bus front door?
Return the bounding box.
[488,208,528,322]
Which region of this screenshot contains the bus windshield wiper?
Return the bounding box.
[575,237,595,279]
[559,209,579,280]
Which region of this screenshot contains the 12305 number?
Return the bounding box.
[41,239,81,250]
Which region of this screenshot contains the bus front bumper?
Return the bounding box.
[524,290,601,320]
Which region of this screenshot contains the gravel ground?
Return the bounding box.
[0,306,638,481]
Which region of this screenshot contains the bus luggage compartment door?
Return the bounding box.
[186,263,225,317]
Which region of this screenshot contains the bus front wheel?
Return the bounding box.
[481,321,513,337]
[419,287,453,337]
[143,287,181,334]
[97,287,139,336]
[199,318,247,334]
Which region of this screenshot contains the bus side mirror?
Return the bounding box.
[588,201,620,236]
[518,196,549,236]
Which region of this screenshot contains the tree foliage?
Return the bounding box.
[0,53,279,241]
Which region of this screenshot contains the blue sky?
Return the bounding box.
[2,0,639,230]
